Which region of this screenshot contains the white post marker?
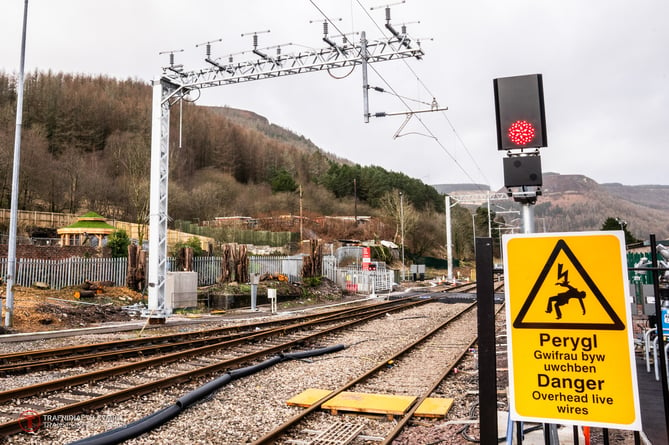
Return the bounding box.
[503,231,641,430]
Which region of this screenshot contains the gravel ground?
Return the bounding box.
[5,302,473,444]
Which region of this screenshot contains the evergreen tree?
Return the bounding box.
[107,229,130,257]
[270,168,298,193]
[601,217,640,245]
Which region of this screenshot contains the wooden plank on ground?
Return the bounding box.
[414,397,454,418]
[322,391,416,416]
[287,388,454,418]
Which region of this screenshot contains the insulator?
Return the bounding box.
[385,6,391,22]
[169,53,175,66]
[276,47,281,56]
[253,34,258,48]
[206,44,211,58]
[401,24,407,34]
[229,55,234,63]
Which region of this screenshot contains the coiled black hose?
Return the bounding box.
[68,344,346,445]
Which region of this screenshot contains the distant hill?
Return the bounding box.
[600,182,669,211]
[432,174,669,241]
[513,173,669,240]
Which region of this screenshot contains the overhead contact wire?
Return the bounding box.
[352,0,491,190]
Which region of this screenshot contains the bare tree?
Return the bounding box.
[106,130,150,242]
[379,190,418,247]
[19,126,51,210]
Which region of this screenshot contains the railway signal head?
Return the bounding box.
[494,74,547,150]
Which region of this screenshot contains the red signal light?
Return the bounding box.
[508,120,536,146]
[493,74,547,150]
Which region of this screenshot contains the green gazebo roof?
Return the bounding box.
[61,212,115,230]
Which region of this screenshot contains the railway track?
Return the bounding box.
[0,298,423,375]
[1,281,504,443]
[0,297,431,438]
[251,302,505,444]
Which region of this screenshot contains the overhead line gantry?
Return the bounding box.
[147,23,425,321]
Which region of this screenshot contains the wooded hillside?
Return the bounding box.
[0,71,443,224]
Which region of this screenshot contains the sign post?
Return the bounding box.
[503,231,641,430]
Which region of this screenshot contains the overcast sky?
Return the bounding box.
[1,0,667,191]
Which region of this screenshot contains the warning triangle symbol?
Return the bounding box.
[512,239,625,330]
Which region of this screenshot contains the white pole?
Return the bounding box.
[445,196,453,281]
[147,79,174,318]
[521,203,535,234]
[400,192,405,282]
[361,31,369,124]
[4,0,29,327]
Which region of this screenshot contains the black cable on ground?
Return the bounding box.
[68,343,346,445]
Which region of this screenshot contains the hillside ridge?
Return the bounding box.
[510,173,669,239]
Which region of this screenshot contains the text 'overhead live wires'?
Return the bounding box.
[310,0,490,190]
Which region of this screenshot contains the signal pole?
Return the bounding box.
[493,73,555,443]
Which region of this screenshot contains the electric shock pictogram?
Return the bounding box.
[545,264,586,320]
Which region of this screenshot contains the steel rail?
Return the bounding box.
[0,297,407,365]
[0,298,430,437]
[442,281,504,295]
[0,299,415,374]
[379,302,506,444]
[0,332,253,374]
[445,281,479,293]
[0,298,424,403]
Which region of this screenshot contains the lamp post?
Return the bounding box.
[399,191,405,282]
[4,0,29,327]
[615,218,627,244]
[615,217,627,231]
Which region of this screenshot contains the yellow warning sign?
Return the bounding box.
[503,231,641,430]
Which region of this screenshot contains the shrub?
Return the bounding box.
[107,229,130,257]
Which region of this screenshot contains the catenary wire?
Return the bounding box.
[309,0,486,188]
[353,0,491,189]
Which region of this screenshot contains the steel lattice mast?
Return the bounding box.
[147,32,424,320]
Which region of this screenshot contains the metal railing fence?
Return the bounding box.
[0,255,306,289]
[0,257,127,289]
[0,254,391,294]
[322,255,393,294]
